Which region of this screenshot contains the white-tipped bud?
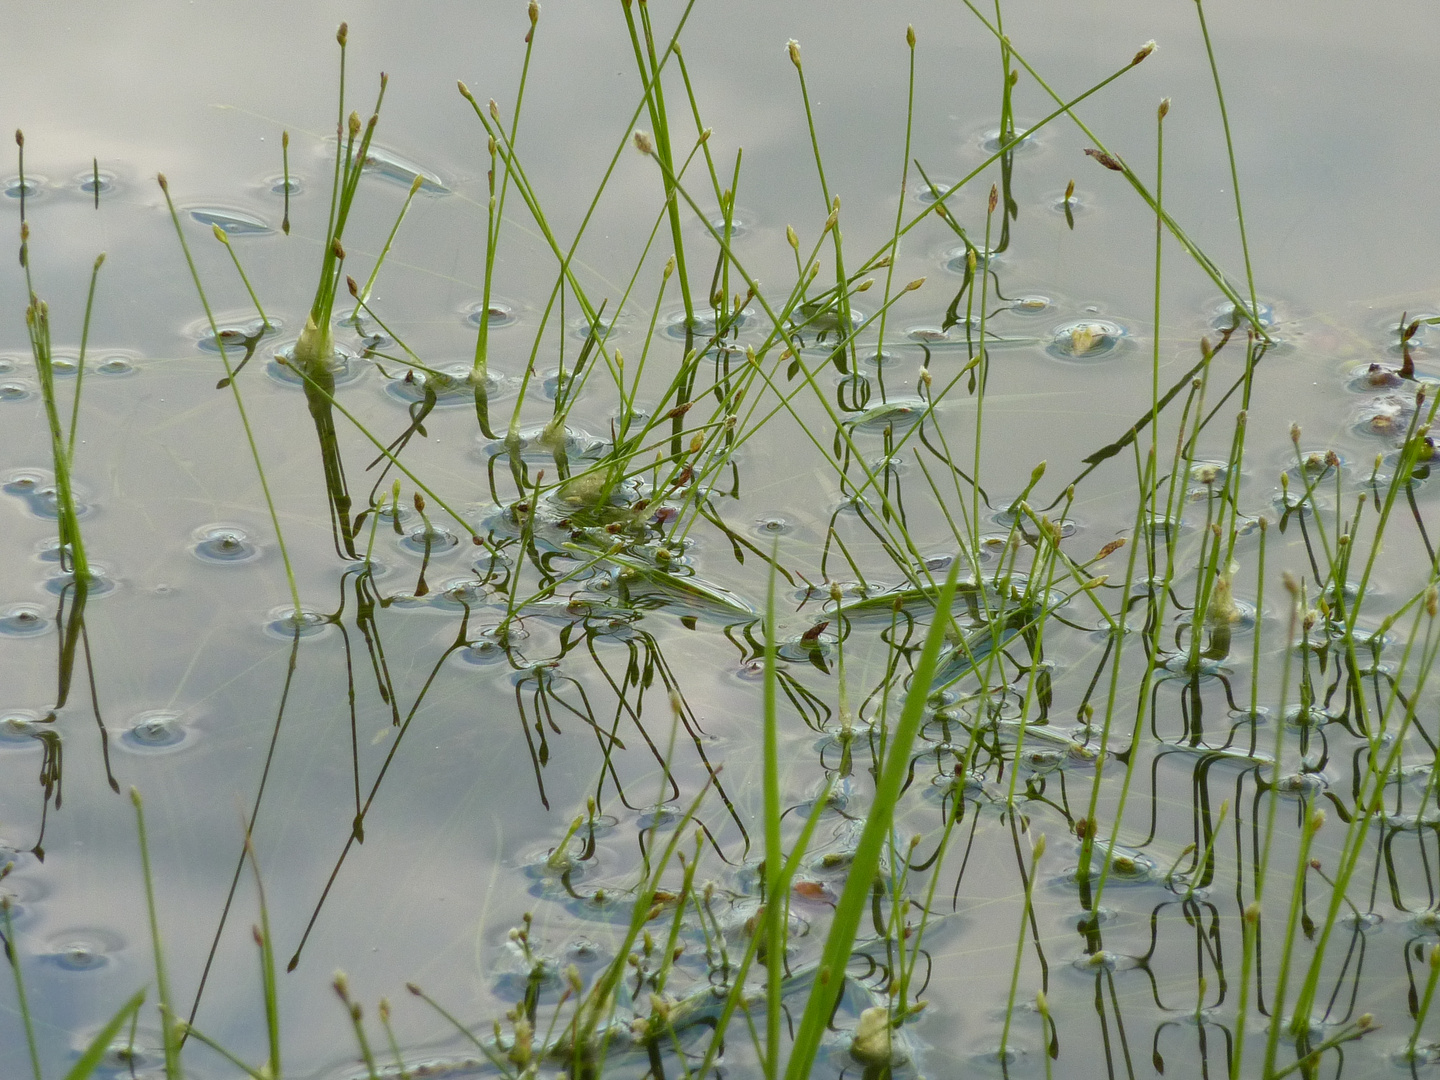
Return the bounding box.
[211,223,230,245]
[904,277,926,292]
[528,0,539,25]
[1132,40,1156,65]
[906,24,916,48]
[489,98,500,121]
[663,254,675,280]
[787,39,802,69]
[633,130,654,155]
[786,224,798,250]
[855,278,874,292]
[1158,97,1171,120]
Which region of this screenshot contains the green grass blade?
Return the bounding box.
[783,560,963,1080]
[61,988,148,1080]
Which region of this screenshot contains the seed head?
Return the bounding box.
[336,22,348,46]
[906,25,916,48]
[1084,148,1124,172]
[1132,40,1156,65]
[787,39,802,69]
[904,276,926,292]
[528,0,539,25]
[1158,97,1171,120]
[633,130,654,155]
[786,224,798,250]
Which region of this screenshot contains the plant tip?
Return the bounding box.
[906,24,916,48]
[1158,97,1171,120]
[336,22,348,46]
[633,130,654,155]
[1084,148,1124,172]
[488,98,500,121]
[1132,40,1156,64]
[787,39,802,69]
[528,0,539,24]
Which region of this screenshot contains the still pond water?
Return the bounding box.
[4,2,1440,1078]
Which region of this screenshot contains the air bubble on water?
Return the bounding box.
[943,245,999,274]
[97,355,137,376]
[1212,299,1275,331]
[77,170,116,195]
[268,341,363,387]
[1009,295,1051,315]
[196,317,280,353]
[265,607,330,640]
[46,929,122,971]
[755,515,793,537]
[1047,319,1127,359]
[401,526,462,556]
[267,175,303,196]
[188,206,271,235]
[663,306,755,341]
[979,126,1040,154]
[44,566,116,598]
[0,381,33,401]
[466,299,519,328]
[359,145,448,193]
[704,206,753,235]
[0,710,44,743]
[121,710,191,751]
[193,525,260,563]
[0,604,49,636]
[4,175,46,199]
[913,178,958,204]
[385,364,503,408]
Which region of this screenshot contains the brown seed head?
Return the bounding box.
[1084,148,1124,172]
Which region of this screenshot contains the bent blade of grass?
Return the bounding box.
[783,560,963,1080]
